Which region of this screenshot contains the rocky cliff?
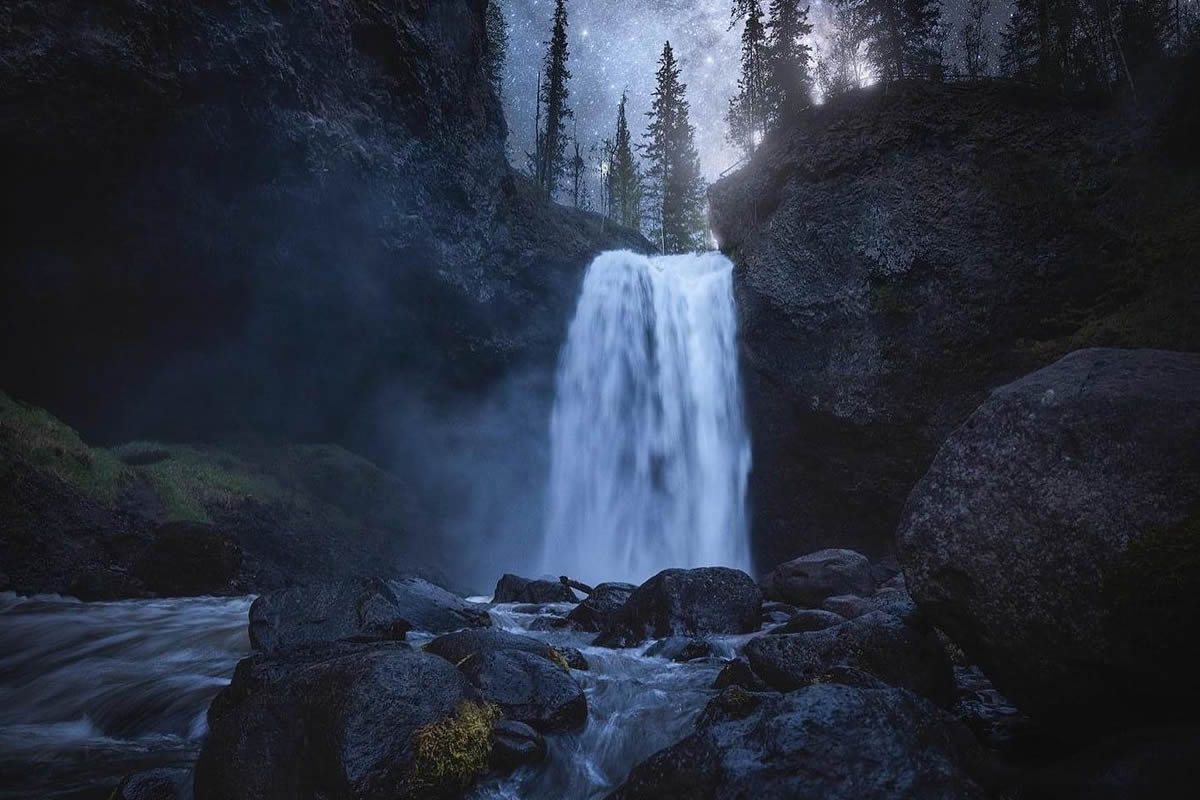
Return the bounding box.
[710,74,1200,569]
[0,0,645,447]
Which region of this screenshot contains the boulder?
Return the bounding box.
[743,611,954,706]
[492,574,578,604]
[132,521,242,596]
[713,657,771,692]
[597,568,762,647]
[112,768,192,800]
[489,720,547,772]
[566,582,636,632]
[386,576,491,633]
[898,348,1200,728]
[249,578,411,652]
[194,643,485,800]
[768,609,845,635]
[761,549,875,608]
[606,685,986,799]
[424,629,587,732]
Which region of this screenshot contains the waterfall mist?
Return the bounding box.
[540,250,752,585]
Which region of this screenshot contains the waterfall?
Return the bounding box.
[540,250,752,585]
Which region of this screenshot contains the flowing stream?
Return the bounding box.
[541,250,752,585]
[0,593,749,799]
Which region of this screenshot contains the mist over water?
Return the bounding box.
[541,250,752,585]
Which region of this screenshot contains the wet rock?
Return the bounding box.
[713,657,771,692]
[493,574,578,604]
[760,601,797,625]
[769,609,845,634]
[598,568,762,647]
[195,642,477,800]
[951,665,1026,751]
[821,594,877,619]
[557,646,590,671]
[424,629,587,732]
[607,685,986,799]
[762,549,876,608]
[744,611,954,706]
[249,578,411,653]
[566,582,636,632]
[898,348,1200,729]
[490,720,547,772]
[132,521,242,597]
[527,615,574,632]
[645,636,716,663]
[112,768,192,800]
[385,576,491,633]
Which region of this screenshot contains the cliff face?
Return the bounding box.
[0,0,644,446]
[710,75,1200,569]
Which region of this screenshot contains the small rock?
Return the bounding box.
[821,594,877,619]
[761,600,798,625]
[769,609,845,634]
[713,657,771,692]
[490,719,547,772]
[645,636,716,662]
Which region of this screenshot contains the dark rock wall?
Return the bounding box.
[710,77,1200,569]
[0,0,644,448]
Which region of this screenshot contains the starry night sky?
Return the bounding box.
[499,0,1011,186]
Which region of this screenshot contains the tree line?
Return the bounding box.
[484,0,1199,252]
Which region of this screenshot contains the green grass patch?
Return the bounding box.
[112,441,289,523]
[0,391,131,501]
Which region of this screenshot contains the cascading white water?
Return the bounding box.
[540,250,752,585]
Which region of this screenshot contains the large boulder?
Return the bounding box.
[743,610,954,706]
[761,549,875,607]
[386,577,491,633]
[566,582,636,631]
[249,577,490,652]
[597,568,762,647]
[424,629,587,732]
[708,80,1200,569]
[249,578,411,652]
[898,349,1200,729]
[194,643,487,800]
[492,574,578,604]
[606,684,986,799]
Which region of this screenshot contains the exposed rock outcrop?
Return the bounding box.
[0,0,646,448]
[898,348,1200,731]
[710,80,1200,567]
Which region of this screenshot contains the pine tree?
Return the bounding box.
[765,0,815,118]
[835,0,944,80]
[535,0,572,198]
[608,92,642,232]
[727,1,770,157]
[958,0,991,78]
[484,1,509,96]
[643,42,708,254]
[570,127,586,209]
[816,7,868,98]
